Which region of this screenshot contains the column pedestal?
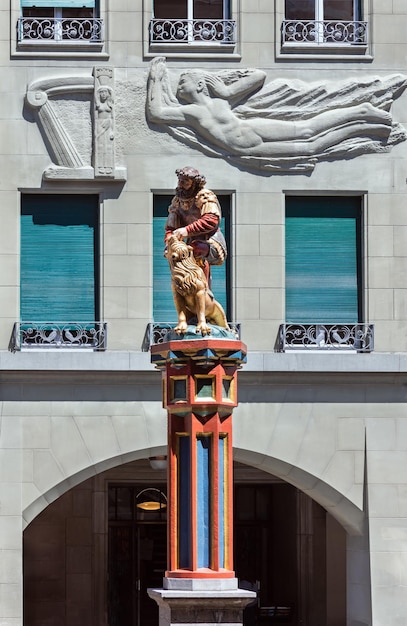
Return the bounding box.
[149,578,255,626]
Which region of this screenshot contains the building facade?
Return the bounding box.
[1,1,407,625]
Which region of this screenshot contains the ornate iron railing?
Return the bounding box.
[277,323,374,353]
[142,322,241,350]
[9,322,107,352]
[17,17,104,42]
[149,19,236,44]
[282,20,368,46]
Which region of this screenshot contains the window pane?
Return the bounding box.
[21,195,98,321]
[235,487,256,521]
[285,0,315,20]
[153,0,187,19]
[21,0,95,6]
[116,487,134,520]
[324,0,355,20]
[108,487,117,520]
[194,0,224,20]
[285,197,361,324]
[62,7,94,18]
[22,7,53,16]
[255,488,269,521]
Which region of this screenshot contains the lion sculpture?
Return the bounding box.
[166,235,229,336]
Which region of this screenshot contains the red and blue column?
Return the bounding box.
[151,337,246,581]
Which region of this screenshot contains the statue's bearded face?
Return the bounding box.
[176,175,200,199]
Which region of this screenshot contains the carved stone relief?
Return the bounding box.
[25,60,407,179]
[94,67,115,178]
[146,57,407,173]
[26,68,126,181]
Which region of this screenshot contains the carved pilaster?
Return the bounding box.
[93,66,115,178]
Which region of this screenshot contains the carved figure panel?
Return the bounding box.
[94,67,115,178]
[146,57,407,173]
[25,68,125,181]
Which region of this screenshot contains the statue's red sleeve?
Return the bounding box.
[185,213,219,236]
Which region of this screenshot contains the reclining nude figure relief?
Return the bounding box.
[146,57,407,172]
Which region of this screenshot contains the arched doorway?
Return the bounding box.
[23,460,346,626]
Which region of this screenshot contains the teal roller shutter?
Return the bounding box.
[153,196,176,323]
[21,0,95,7]
[285,197,361,324]
[153,195,230,323]
[21,195,98,321]
[210,202,229,317]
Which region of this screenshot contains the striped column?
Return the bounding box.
[151,338,246,579]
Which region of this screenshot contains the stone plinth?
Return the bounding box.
[148,578,256,626]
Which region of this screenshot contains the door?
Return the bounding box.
[108,486,167,626]
[234,484,298,626]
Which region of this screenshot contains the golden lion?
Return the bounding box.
[166,235,229,336]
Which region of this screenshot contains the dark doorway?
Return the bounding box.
[234,484,298,626]
[108,485,167,626]
[107,483,298,626]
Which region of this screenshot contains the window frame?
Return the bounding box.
[17,193,105,351]
[280,193,372,352]
[276,0,371,60]
[144,0,240,59]
[12,0,107,57]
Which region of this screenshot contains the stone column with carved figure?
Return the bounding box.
[93,66,115,178]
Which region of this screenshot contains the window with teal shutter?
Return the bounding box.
[285,196,362,324]
[153,195,231,323]
[21,194,99,321]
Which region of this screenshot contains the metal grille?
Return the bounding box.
[149,19,236,44]
[282,20,368,46]
[18,17,104,42]
[142,322,241,350]
[277,323,374,352]
[9,322,107,351]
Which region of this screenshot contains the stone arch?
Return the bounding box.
[22,445,167,527]
[234,449,365,535]
[23,443,364,536]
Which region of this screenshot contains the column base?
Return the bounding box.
[148,578,256,626]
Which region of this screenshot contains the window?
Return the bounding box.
[150,0,236,46]
[18,0,103,44]
[285,0,360,21]
[281,197,373,352]
[285,196,362,324]
[153,195,231,324]
[18,194,105,349]
[281,0,367,50]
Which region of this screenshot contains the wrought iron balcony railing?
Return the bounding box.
[149,19,236,44]
[9,322,107,352]
[17,17,104,42]
[277,323,374,353]
[142,322,241,350]
[282,20,368,46]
